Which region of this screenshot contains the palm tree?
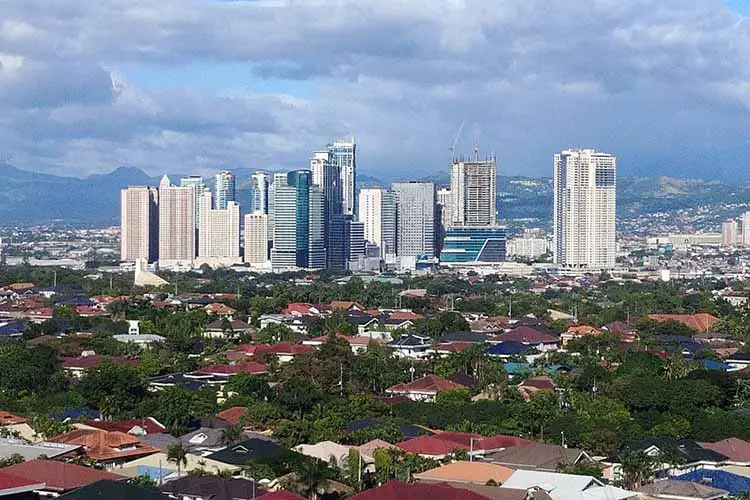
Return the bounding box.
[221,424,243,445]
[296,458,331,500]
[167,443,188,477]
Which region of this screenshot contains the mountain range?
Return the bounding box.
[1,164,749,225]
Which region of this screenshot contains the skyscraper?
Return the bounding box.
[311,150,346,269]
[723,219,739,247]
[251,171,270,214]
[392,182,436,257]
[450,157,497,226]
[553,149,617,270]
[244,213,269,266]
[120,186,158,262]
[358,188,396,257]
[158,175,196,265]
[328,139,356,217]
[271,170,326,269]
[180,175,208,229]
[197,191,241,265]
[742,212,750,246]
[346,219,365,269]
[215,171,236,210]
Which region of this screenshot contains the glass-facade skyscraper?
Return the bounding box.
[251,171,270,214]
[215,171,236,210]
[328,139,356,217]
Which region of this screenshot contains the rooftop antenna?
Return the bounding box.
[473,123,479,161]
[449,122,465,162]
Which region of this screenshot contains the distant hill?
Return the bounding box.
[0,163,749,225]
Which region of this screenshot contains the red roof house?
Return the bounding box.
[79,417,166,436]
[647,313,719,332]
[1,460,124,493]
[217,407,248,426]
[398,432,533,458]
[49,429,159,464]
[698,437,750,463]
[385,375,466,402]
[0,471,45,497]
[0,410,28,426]
[199,362,267,376]
[497,326,559,350]
[350,480,491,500]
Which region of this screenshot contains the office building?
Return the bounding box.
[244,213,269,266]
[251,171,270,214]
[271,170,326,269]
[347,220,365,265]
[437,187,452,229]
[742,212,750,246]
[450,157,497,226]
[158,175,196,265]
[197,192,241,266]
[553,149,617,270]
[311,150,346,269]
[392,182,436,257]
[328,139,356,217]
[180,176,208,229]
[358,188,397,257]
[120,186,158,262]
[440,226,507,264]
[215,171,236,210]
[722,219,739,247]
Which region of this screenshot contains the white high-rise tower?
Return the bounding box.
[358,188,396,257]
[121,186,158,262]
[197,191,241,266]
[553,149,616,270]
[158,175,196,266]
[328,139,356,217]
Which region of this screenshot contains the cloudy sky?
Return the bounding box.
[0,0,749,181]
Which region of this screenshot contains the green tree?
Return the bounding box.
[619,450,655,489]
[167,443,189,477]
[221,425,243,445]
[76,360,147,418]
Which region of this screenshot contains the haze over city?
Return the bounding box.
[1,0,749,181]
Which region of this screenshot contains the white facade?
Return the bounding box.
[120,186,158,262]
[251,171,270,215]
[358,188,396,257]
[450,158,497,227]
[392,182,436,257]
[508,237,550,259]
[244,213,269,266]
[158,175,196,265]
[553,149,616,270]
[742,212,750,246]
[197,192,241,266]
[215,171,236,210]
[436,187,452,230]
[722,219,739,247]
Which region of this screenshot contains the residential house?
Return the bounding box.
[389,334,431,358]
[517,376,557,400]
[647,314,719,333]
[0,438,81,461]
[0,459,125,496]
[0,471,45,498]
[179,428,228,455]
[385,375,466,402]
[160,476,261,500]
[486,341,534,359]
[349,480,494,500]
[413,461,514,485]
[636,479,727,500]
[294,441,351,467]
[203,303,236,318]
[560,326,601,347]
[471,316,511,333]
[485,443,593,473]
[217,407,248,426]
[500,470,635,500]
[0,410,37,442]
[61,355,138,379]
[397,432,533,459]
[725,353,750,371]
[74,417,167,436]
[49,429,160,468]
[205,438,294,468]
[698,437,750,476]
[114,452,240,481]
[56,479,171,500]
[673,470,750,496]
[204,319,252,339]
[198,362,268,377]
[497,327,559,352]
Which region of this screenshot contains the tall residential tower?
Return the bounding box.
[553,149,617,270]
[392,182,436,258]
[449,157,497,227]
[158,175,196,266]
[120,186,159,262]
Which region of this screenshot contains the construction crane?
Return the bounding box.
[449,121,465,161]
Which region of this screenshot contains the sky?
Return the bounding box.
[0,0,749,181]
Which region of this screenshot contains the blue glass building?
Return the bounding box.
[440,226,507,263]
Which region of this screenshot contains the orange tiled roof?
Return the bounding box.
[413,460,514,484]
[647,313,719,332]
[49,429,159,461]
[218,407,248,425]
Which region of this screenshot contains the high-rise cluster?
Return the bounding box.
[721,212,750,247]
[121,138,369,271]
